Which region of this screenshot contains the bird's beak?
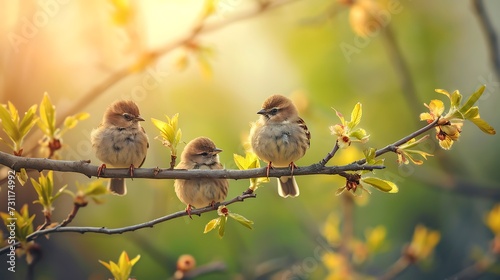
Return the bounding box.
[135,116,145,122]
[214,147,223,154]
[257,109,267,115]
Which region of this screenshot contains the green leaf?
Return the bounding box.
[99,251,140,280]
[53,184,69,200]
[175,129,182,145]
[39,93,56,136]
[399,135,430,150]
[361,177,398,193]
[460,85,485,115]
[30,171,67,213]
[233,154,247,170]
[435,89,451,99]
[64,112,90,130]
[19,105,38,138]
[349,128,368,141]
[335,187,346,196]
[348,102,362,130]
[81,180,108,196]
[470,117,496,135]
[0,103,20,144]
[17,168,29,186]
[168,113,179,133]
[462,107,479,120]
[364,147,376,162]
[402,149,433,165]
[151,117,171,138]
[204,218,220,233]
[450,90,462,108]
[363,148,384,166]
[151,115,181,147]
[448,110,465,120]
[1,204,35,242]
[229,213,254,230]
[218,216,227,238]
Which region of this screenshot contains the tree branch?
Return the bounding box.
[0,151,384,180]
[378,256,411,280]
[0,193,257,255]
[319,143,339,166]
[356,118,439,165]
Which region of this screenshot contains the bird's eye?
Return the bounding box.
[270,108,279,115]
[123,113,134,121]
[200,152,209,157]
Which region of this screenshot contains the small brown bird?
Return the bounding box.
[174,137,229,216]
[250,94,310,198]
[91,100,149,195]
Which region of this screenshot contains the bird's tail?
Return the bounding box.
[277,176,299,198]
[108,178,127,195]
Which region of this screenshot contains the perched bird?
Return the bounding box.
[174,137,229,217]
[250,94,311,198]
[91,100,149,195]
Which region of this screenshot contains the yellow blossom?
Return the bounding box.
[99,251,140,280]
[405,224,440,261]
[322,252,351,280]
[421,86,495,150]
[486,204,500,236]
[365,225,387,253]
[420,100,445,123]
[323,214,341,245]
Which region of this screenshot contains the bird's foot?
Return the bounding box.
[97,164,107,177]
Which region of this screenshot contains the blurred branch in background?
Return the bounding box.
[170,261,226,280]
[472,0,500,80]
[446,255,499,280]
[55,0,300,129]
[380,26,420,120]
[17,0,302,158]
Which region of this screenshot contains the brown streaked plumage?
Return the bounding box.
[174,137,229,216]
[91,100,149,195]
[250,94,310,198]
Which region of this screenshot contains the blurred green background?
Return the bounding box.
[1,0,499,279]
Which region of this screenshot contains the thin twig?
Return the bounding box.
[37,214,52,231]
[0,193,256,255]
[319,142,339,166]
[59,203,82,227]
[355,118,440,165]
[339,194,354,275]
[472,0,500,80]
[445,252,499,280]
[377,256,411,280]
